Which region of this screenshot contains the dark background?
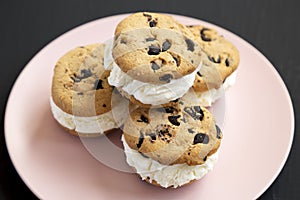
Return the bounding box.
[0,0,299,199]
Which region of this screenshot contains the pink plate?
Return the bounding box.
[5,14,294,199]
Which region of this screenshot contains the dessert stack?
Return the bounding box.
[50,12,239,188]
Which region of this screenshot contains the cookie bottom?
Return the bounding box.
[143,176,196,188]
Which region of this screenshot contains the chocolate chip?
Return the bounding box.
[146,37,155,42]
[184,107,204,121]
[188,128,195,134]
[143,13,152,21]
[168,115,181,126]
[193,133,209,144]
[159,74,173,83]
[71,76,81,83]
[165,107,175,113]
[185,38,195,52]
[200,28,212,42]
[186,25,195,28]
[137,115,149,123]
[77,92,83,95]
[208,55,221,63]
[172,56,179,66]
[103,104,106,108]
[147,133,156,141]
[94,79,103,90]
[148,45,160,55]
[137,132,144,148]
[225,58,230,67]
[171,99,179,103]
[120,38,127,44]
[151,61,160,70]
[216,125,222,139]
[203,156,207,161]
[197,71,202,77]
[201,34,211,42]
[162,40,171,52]
[194,106,203,115]
[149,20,157,27]
[80,69,93,79]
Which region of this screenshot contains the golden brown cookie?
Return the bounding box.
[123,99,222,166]
[187,25,240,93]
[112,12,202,84]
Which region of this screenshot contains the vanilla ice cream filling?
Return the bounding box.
[104,38,201,105]
[122,135,218,188]
[50,97,118,134]
[183,70,237,107]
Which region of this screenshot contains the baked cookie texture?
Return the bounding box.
[123,99,222,166]
[187,25,240,93]
[112,12,202,84]
[51,44,113,117]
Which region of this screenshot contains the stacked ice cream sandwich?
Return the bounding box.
[50,12,239,188]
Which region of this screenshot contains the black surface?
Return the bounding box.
[0,0,299,199]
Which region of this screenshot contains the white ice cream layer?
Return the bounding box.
[104,38,200,105]
[50,97,118,134]
[184,71,237,107]
[108,63,200,105]
[122,135,218,188]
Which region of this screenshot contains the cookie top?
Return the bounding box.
[51,44,113,117]
[112,12,202,84]
[123,99,222,166]
[187,25,240,92]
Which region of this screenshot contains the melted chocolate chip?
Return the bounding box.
[225,58,230,67]
[203,156,207,161]
[184,107,204,121]
[103,104,106,108]
[194,106,203,115]
[77,92,83,95]
[171,99,179,103]
[149,20,157,27]
[197,71,202,77]
[216,125,222,139]
[94,79,103,90]
[147,133,156,141]
[200,28,210,35]
[193,133,209,144]
[200,28,212,42]
[148,45,160,55]
[71,76,81,83]
[137,132,144,148]
[172,56,179,66]
[162,40,171,52]
[146,37,155,42]
[185,38,195,52]
[80,69,93,79]
[143,13,152,21]
[137,115,149,123]
[165,107,175,113]
[159,74,173,83]
[188,128,195,134]
[151,61,160,70]
[208,55,221,64]
[168,115,181,126]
